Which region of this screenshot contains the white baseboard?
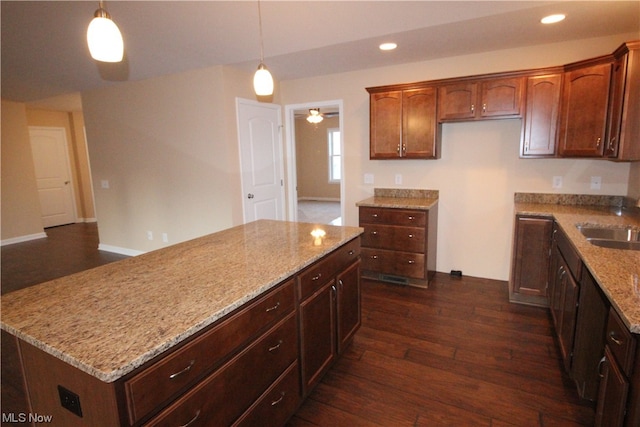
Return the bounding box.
[298,197,340,202]
[76,217,98,223]
[98,244,145,257]
[1,232,47,246]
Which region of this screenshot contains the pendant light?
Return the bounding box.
[253,0,274,96]
[306,108,324,124]
[87,1,124,62]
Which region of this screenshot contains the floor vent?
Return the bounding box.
[379,274,409,285]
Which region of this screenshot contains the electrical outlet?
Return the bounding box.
[364,173,374,184]
[58,385,82,417]
[146,231,153,241]
[591,176,602,190]
[552,176,563,189]
[100,180,110,189]
[162,233,168,243]
[395,174,402,185]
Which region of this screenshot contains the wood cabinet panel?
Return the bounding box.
[336,261,361,354]
[403,87,439,158]
[595,346,629,427]
[558,62,612,157]
[361,223,425,252]
[370,91,402,159]
[438,82,477,120]
[359,207,426,227]
[606,309,636,376]
[480,77,523,117]
[521,74,562,157]
[361,247,426,279]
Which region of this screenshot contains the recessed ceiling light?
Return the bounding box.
[541,14,566,24]
[379,42,397,51]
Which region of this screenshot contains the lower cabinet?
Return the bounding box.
[298,239,361,395]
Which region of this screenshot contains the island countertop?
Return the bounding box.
[514,203,640,334]
[0,220,363,383]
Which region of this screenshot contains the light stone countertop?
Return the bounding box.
[514,203,640,334]
[0,220,363,383]
[356,188,439,211]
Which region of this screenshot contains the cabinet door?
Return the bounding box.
[511,216,553,300]
[402,87,438,159]
[522,74,562,157]
[560,271,580,373]
[549,243,564,330]
[370,91,402,159]
[595,346,629,427]
[438,82,477,121]
[480,77,523,118]
[336,260,361,355]
[558,62,612,157]
[299,281,335,395]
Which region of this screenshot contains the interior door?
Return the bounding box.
[29,126,77,227]
[236,98,285,223]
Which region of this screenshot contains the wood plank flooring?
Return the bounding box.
[287,275,595,426]
[1,224,594,426]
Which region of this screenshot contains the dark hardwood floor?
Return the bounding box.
[1,224,594,426]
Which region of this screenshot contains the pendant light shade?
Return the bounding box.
[253,0,274,96]
[87,2,123,62]
[306,108,324,124]
[254,63,274,96]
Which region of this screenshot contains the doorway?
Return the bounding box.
[284,100,343,225]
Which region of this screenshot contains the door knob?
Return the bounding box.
[247,193,255,199]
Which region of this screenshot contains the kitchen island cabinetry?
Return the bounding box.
[558,60,612,157]
[437,76,524,121]
[367,86,439,159]
[1,220,363,427]
[509,215,553,306]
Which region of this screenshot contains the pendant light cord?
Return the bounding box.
[257,0,265,63]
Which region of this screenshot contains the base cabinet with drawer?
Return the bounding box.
[359,205,437,286]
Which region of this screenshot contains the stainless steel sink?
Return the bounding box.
[576,224,640,251]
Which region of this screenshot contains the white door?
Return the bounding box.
[29,127,77,227]
[236,98,285,223]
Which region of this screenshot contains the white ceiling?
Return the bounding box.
[2,1,639,109]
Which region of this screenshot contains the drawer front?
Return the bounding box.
[144,313,298,427]
[606,308,636,376]
[127,279,295,424]
[232,362,301,427]
[360,207,426,227]
[332,237,361,271]
[361,224,424,252]
[298,253,336,301]
[361,248,425,279]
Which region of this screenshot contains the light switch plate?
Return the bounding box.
[364,173,374,184]
[552,176,562,189]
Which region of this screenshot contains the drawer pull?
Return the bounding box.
[169,360,195,379]
[408,216,415,220]
[265,301,280,312]
[370,255,378,260]
[609,331,624,346]
[179,409,201,427]
[370,231,378,236]
[348,250,355,255]
[268,340,283,353]
[408,234,413,238]
[371,213,379,218]
[408,260,415,264]
[311,273,322,281]
[271,392,285,406]
[597,356,606,378]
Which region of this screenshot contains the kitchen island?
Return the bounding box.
[1,220,363,426]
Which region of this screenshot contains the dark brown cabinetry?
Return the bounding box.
[437,77,524,121]
[606,41,640,160]
[509,215,553,306]
[596,308,639,427]
[368,86,439,159]
[521,73,562,157]
[558,61,612,157]
[359,206,437,286]
[298,238,361,395]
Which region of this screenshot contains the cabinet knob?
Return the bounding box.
[408,260,415,264]
[470,104,475,114]
[482,103,487,113]
[370,255,378,260]
[370,231,378,236]
[596,137,601,148]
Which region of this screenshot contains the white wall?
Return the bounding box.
[280,34,637,280]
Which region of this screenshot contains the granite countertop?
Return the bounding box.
[356,188,439,210]
[514,200,640,334]
[0,220,363,383]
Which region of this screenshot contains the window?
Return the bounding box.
[328,128,341,182]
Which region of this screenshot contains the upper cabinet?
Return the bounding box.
[437,77,524,121]
[367,40,639,161]
[368,85,439,159]
[606,41,640,161]
[558,60,612,157]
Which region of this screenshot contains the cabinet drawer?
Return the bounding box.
[233,362,301,427]
[144,313,298,427]
[298,239,360,301]
[361,248,425,279]
[361,224,425,252]
[606,308,636,376]
[126,279,295,424]
[359,207,426,227]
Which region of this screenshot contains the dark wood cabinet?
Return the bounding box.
[558,61,612,157]
[359,206,437,287]
[368,86,439,159]
[521,73,562,157]
[509,215,553,306]
[606,41,640,160]
[438,77,524,121]
[596,346,629,427]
